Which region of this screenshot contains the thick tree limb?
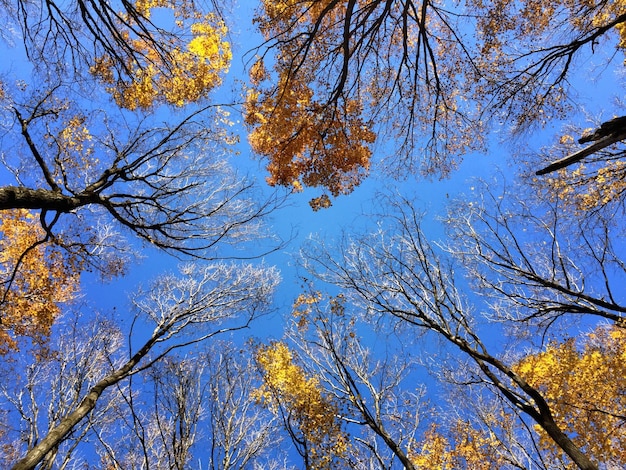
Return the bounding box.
[536,123,626,175]
[0,186,93,212]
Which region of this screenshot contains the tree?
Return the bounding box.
[529,116,626,214]
[246,0,626,205]
[406,322,626,469]
[0,79,279,354]
[96,343,284,470]
[0,0,284,358]
[96,356,205,470]
[298,188,625,470]
[0,209,79,353]
[444,178,626,331]
[535,116,626,176]
[513,324,626,469]
[0,2,288,469]
[254,340,350,469]
[284,291,426,469]
[1,320,286,470]
[283,289,553,469]
[5,262,279,470]
[259,281,548,469]
[2,1,231,110]
[0,0,264,264]
[409,420,516,469]
[89,7,232,111]
[0,80,275,264]
[0,311,126,470]
[204,343,284,470]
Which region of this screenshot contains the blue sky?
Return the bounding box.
[2,1,624,467]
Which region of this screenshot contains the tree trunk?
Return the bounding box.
[11,335,159,470]
[0,186,85,212]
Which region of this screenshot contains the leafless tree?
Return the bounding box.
[6,261,279,470]
[0,311,127,469]
[204,343,283,470]
[97,342,283,470]
[0,84,279,263]
[94,355,206,470]
[443,179,626,335]
[283,293,424,469]
[299,192,606,470]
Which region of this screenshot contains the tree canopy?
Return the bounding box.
[245,0,626,206]
[1,0,625,469]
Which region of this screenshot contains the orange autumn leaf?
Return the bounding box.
[0,210,79,353]
[248,0,626,208]
[245,74,374,207]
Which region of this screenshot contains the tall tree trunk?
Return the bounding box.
[11,334,160,470]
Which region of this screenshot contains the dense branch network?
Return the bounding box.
[246,0,626,205]
[0,86,278,265]
[8,263,279,470]
[298,190,626,469]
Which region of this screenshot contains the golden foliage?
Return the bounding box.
[409,419,511,469]
[248,0,626,205]
[254,342,349,469]
[514,325,626,468]
[243,0,489,203]
[544,159,626,211]
[245,0,394,207]
[409,424,453,469]
[0,210,79,353]
[245,73,374,205]
[410,325,626,468]
[90,1,231,109]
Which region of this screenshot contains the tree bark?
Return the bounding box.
[11,334,159,470]
[536,131,626,175]
[452,336,599,470]
[0,186,86,212]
